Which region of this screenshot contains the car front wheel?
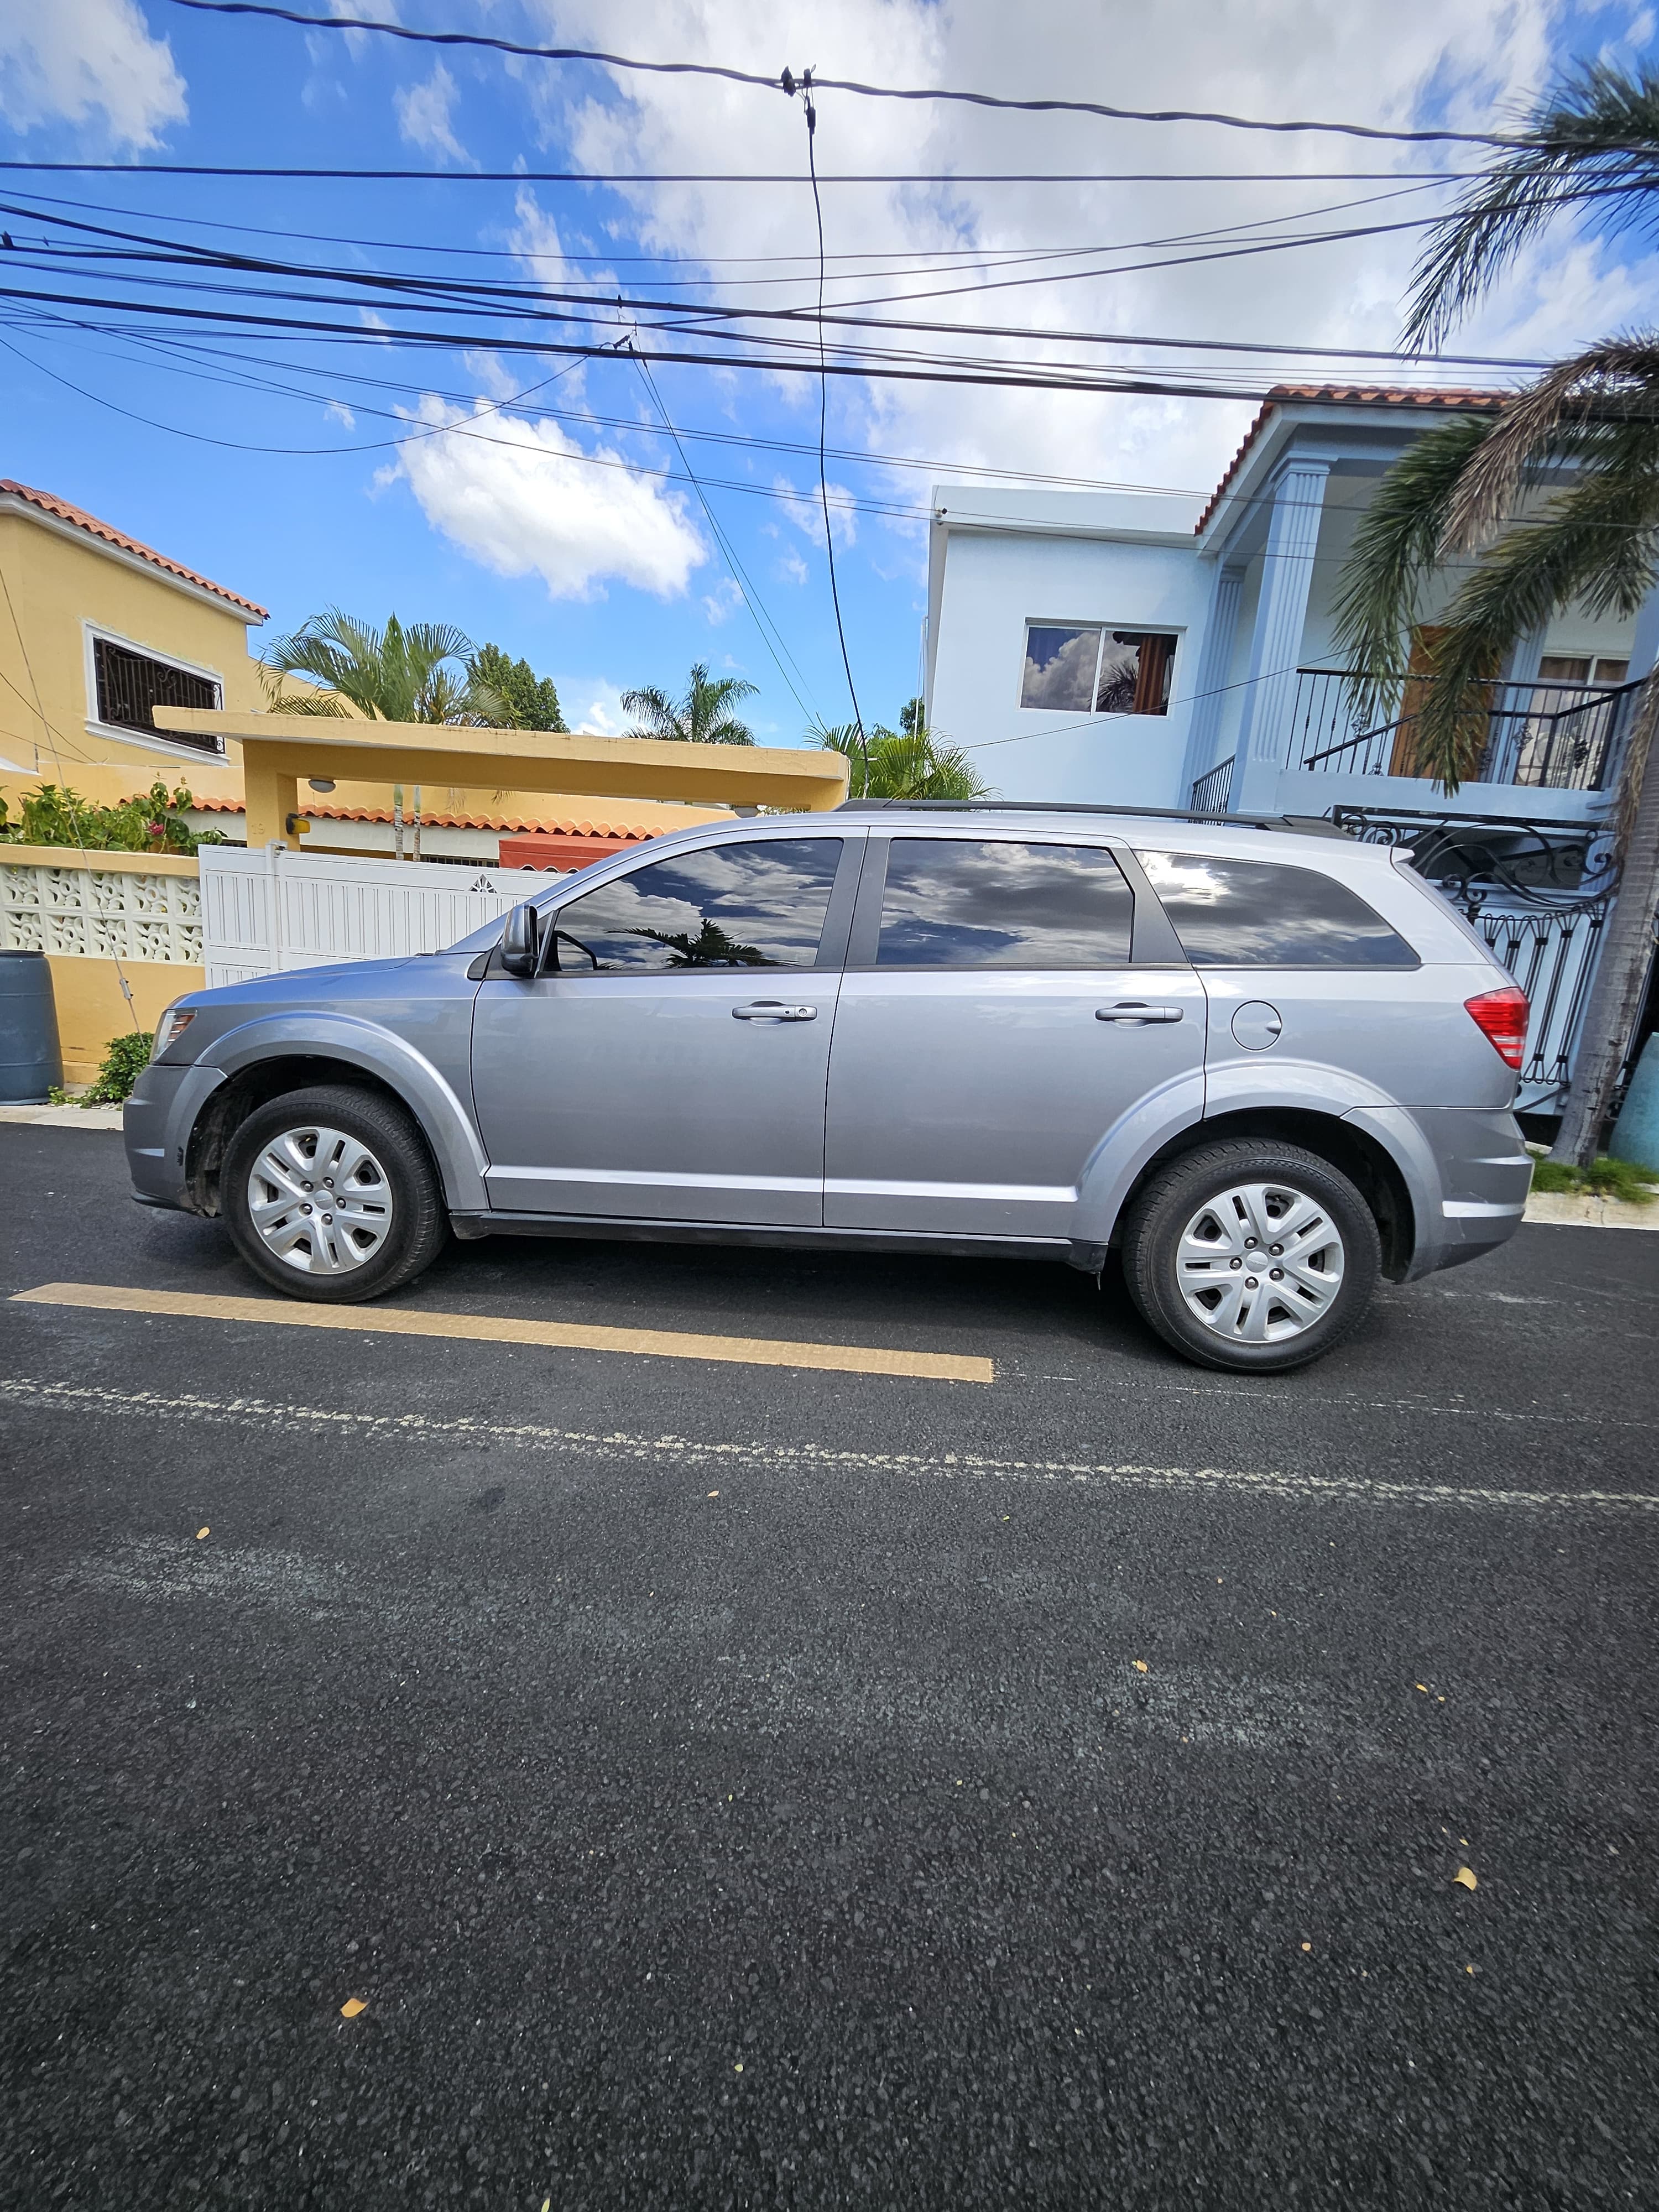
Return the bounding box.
[222,1083,448,1303]
[1119,1139,1380,1373]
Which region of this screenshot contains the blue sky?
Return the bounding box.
[1,0,1654,752]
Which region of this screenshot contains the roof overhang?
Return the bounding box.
[154,711,852,815]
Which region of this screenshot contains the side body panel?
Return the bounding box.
[825,966,1208,1239]
[471,969,840,1224]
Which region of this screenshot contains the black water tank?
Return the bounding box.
[0,951,62,1103]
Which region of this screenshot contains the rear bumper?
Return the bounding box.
[122,1060,226,1211]
[1343,1103,1531,1281]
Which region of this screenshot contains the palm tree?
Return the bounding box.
[260,609,509,860]
[1333,61,1659,1166]
[812,714,993,800]
[261,609,507,724]
[621,663,757,745]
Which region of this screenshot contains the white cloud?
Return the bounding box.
[0,0,185,148]
[776,547,810,586]
[394,61,472,166]
[325,401,357,430]
[701,576,745,624]
[526,0,1615,531]
[388,396,708,602]
[559,677,632,734]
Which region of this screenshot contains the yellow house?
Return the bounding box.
[0,478,265,811]
[0,479,735,860]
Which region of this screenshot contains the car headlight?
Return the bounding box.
[150,1004,198,1062]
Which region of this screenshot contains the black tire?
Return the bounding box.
[222,1083,448,1304]
[1119,1139,1380,1374]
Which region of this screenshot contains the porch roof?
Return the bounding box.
[155,711,849,846]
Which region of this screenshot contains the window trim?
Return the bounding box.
[82,622,227,758]
[1018,618,1182,718]
[845,830,1186,972]
[498,827,863,979]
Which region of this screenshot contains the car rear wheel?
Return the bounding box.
[1119,1139,1380,1373]
[223,1084,447,1303]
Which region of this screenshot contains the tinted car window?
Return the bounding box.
[877,839,1134,968]
[1135,850,1418,967]
[548,838,842,973]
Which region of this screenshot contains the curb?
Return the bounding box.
[0,1104,124,1131]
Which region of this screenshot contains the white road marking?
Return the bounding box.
[4,1378,1655,1516]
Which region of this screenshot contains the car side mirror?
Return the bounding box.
[499,901,541,978]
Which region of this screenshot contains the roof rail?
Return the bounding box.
[833,799,1353,838]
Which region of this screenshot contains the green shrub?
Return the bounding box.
[0,779,226,857]
[79,1031,155,1106]
[1530,1155,1657,1204]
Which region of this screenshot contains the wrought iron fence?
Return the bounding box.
[1189,756,1235,814]
[1331,804,1616,1109]
[1289,668,1637,791]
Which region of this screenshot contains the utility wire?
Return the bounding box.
[802,79,866,762]
[0,161,1501,184]
[169,2,1554,148]
[629,349,822,728]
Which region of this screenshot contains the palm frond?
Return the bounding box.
[1331,415,1494,728]
[1439,338,1659,550]
[1407,460,1659,789]
[1406,61,1659,348]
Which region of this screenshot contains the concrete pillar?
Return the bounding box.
[1232,463,1330,813]
[1180,564,1244,802]
[242,755,300,850]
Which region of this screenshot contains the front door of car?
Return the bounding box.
[472,832,860,1225]
[823,834,1207,1240]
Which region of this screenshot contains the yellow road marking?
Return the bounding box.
[10,1281,994,1385]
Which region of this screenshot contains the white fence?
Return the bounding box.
[200,844,557,988]
[0,853,204,964]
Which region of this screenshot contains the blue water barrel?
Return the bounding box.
[1613,1031,1659,1175]
[0,951,63,1103]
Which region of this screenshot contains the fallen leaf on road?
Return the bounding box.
[195,1528,210,1541]
[340,1997,367,2018]
[1133,1660,1149,1674]
[1415,1683,1428,1693]
[1453,1867,1478,1891]
[1301,1942,1312,1952]
[707,1490,719,1498]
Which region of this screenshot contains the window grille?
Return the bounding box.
[93,637,222,752]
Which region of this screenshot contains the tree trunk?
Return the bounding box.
[1550,670,1659,1167]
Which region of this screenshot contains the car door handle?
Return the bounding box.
[733,1000,817,1021]
[1096,1002,1184,1024]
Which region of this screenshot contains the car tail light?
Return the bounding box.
[1464,984,1528,1070]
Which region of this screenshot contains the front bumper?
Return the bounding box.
[123,1060,226,1211]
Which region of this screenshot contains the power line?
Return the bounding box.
[0,161,1498,184]
[170,1,1547,148]
[802,80,865,760]
[629,350,822,727]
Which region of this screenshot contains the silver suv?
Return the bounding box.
[125,805,1535,1374]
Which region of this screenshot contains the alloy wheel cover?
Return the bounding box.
[246,1123,395,1275]
[1175,1179,1344,1344]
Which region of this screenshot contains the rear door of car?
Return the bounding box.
[822,831,1206,1241]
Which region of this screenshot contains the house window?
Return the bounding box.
[92,635,222,751]
[1537,655,1629,686]
[1020,624,1176,716]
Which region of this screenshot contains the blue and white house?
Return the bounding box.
[924,385,1659,1114]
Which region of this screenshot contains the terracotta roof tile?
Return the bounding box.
[185,796,663,837]
[1194,384,1510,538]
[0,481,268,618]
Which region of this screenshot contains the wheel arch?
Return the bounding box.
[1107,1107,1417,1280]
[182,1037,483,1218]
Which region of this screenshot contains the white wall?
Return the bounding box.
[928,507,1210,806]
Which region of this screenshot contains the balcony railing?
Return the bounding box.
[1190,756,1235,814]
[1288,669,1639,791]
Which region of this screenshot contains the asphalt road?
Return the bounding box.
[2,1123,1656,2211]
